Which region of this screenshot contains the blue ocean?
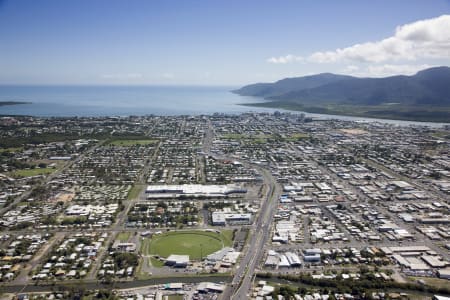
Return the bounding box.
[0,85,278,117]
[0,85,448,127]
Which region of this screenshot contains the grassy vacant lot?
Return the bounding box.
[166,295,183,300]
[116,232,132,242]
[432,131,450,139]
[222,133,274,144]
[108,139,158,146]
[149,256,165,268]
[408,276,450,289]
[142,230,233,260]
[127,184,144,200]
[12,167,55,178]
[284,133,309,141]
[0,147,22,153]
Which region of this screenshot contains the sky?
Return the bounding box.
[0,0,449,85]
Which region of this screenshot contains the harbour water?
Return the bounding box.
[0,85,275,116]
[0,85,448,127]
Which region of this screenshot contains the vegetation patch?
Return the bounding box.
[408,276,450,290]
[166,295,184,300]
[0,147,23,153]
[116,232,132,242]
[257,273,450,296]
[242,101,450,123]
[108,139,158,146]
[12,167,55,178]
[432,131,450,140]
[140,237,151,255]
[149,256,165,268]
[128,201,199,228]
[284,133,309,141]
[144,230,232,260]
[0,101,30,106]
[127,184,144,200]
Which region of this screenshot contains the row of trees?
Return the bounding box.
[258,273,450,297]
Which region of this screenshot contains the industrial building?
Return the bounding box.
[145,184,246,199]
[303,254,321,263]
[165,254,189,268]
[211,211,252,225]
[437,268,450,280]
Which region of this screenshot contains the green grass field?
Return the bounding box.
[408,276,450,289]
[166,295,183,300]
[149,256,165,268]
[127,184,144,200]
[12,167,55,178]
[108,139,158,146]
[284,133,309,141]
[143,230,233,260]
[0,147,23,153]
[116,232,132,242]
[432,131,450,139]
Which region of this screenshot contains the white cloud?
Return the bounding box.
[344,65,359,72]
[101,73,143,79]
[342,64,435,77]
[309,14,450,63]
[366,64,435,77]
[267,54,303,64]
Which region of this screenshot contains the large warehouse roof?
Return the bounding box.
[145,184,246,195]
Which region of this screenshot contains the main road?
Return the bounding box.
[200,120,282,299]
[221,166,281,300]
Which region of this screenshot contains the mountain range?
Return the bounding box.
[233,66,450,107]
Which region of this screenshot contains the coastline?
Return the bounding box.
[0,101,31,107]
[241,101,450,124]
[0,84,448,125]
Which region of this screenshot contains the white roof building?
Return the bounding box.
[146,184,246,198]
[166,254,189,267]
[211,212,252,225]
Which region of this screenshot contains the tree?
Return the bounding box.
[113,252,139,269]
[41,216,58,225]
[96,289,119,299]
[359,265,370,274]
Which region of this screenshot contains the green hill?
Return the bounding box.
[234,66,450,122]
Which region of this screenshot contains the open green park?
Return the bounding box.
[141,230,233,260]
[0,147,23,153]
[108,139,158,146]
[116,232,132,242]
[12,167,55,178]
[127,184,144,200]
